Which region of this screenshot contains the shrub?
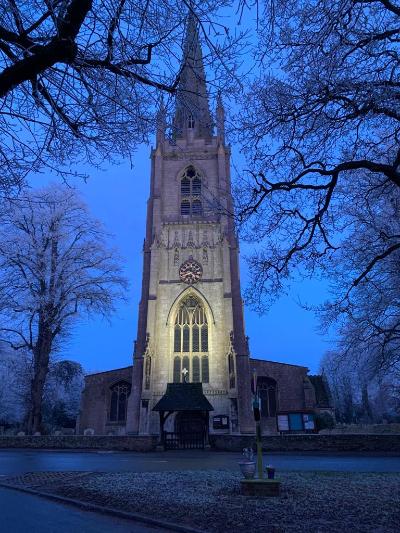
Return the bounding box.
[316,412,335,431]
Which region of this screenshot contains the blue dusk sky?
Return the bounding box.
[25,7,334,375]
[30,136,333,375]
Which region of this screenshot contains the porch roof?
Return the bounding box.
[152,383,214,412]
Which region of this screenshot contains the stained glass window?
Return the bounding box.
[173,295,209,382]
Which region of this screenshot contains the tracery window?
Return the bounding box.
[173,295,209,383]
[109,381,131,422]
[180,166,203,216]
[257,377,277,418]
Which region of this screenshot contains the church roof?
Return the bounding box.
[152,383,214,412]
[173,12,213,139]
[250,357,308,370]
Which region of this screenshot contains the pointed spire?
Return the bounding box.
[216,90,225,145]
[156,95,166,148]
[174,11,213,140]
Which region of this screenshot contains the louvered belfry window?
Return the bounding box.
[173,295,209,383]
[180,166,203,216]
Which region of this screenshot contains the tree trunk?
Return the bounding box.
[361,383,372,423]
[26,328,52,435]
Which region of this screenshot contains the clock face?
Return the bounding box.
[179,259,203,284]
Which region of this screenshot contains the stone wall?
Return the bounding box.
[0,435,158,451]
[2,434,400,453]
[210,434,400,453]
[320,423,400,434]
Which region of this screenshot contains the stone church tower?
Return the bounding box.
[126,15,254,435]
[77,15,328,439]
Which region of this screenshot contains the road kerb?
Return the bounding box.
[0,481,205,533]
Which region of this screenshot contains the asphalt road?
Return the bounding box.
[0,487,166,533]
[0,449,399,475]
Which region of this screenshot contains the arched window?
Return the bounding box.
[192,199,203,215]
[182,355,190,382]
[192,177,201,195]
[173,294,209,383]
[109,381,131,422]
[201,355,209,383]
[181,177,190,195]
[181,199,190,215]
[192,356,200,382]
[173,356,181,383]
[188,114,195,129]
[257,377,277,418]
[180,166,203,216]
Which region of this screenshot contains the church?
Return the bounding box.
[77,15,331,444]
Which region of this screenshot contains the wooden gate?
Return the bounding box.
[164,431,205,450]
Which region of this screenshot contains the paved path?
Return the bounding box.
[0,487,165,533]
[0,449,399,475]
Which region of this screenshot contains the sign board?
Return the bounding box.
[277,415,289,431]
[213,415,229,430]
[303,413,315,430]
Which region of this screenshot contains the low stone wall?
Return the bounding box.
[1,434,399,453]
[210,434,400,453]
[0,435,158,452]
[320,423,400,435]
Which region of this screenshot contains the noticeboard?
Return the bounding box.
[303,413,315,430]
[213,415,229,429]
[277,414,289,431]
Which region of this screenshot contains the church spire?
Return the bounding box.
[216,90,225,145]
[173,11,213,140]
[156,95,166,149]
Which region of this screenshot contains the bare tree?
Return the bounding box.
[0,184,126,433]
[0,342,31,427]
[321,348,400,423]
[318,181,400,371]
[0,0,242,195]
[43,360,85,430]
[237,0,400,317]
